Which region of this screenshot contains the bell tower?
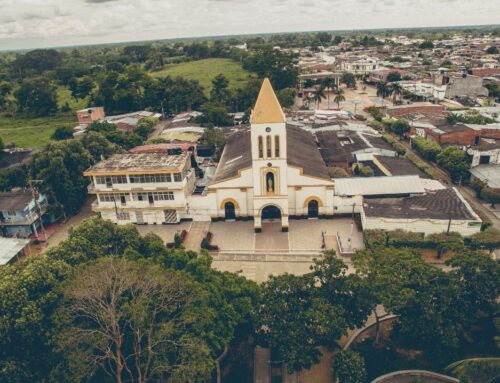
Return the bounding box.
[250,78,289,232]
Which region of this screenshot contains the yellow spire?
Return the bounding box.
[251,78,285,124]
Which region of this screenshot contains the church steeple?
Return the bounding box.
[251,78,286,124]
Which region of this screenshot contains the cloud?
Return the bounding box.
[0,0,496,50]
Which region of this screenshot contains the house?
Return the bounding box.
[0,190,48,238]
[469,164,500,189]
[105,111,161,132]
[76,107,105,125]
[361,188,482,236]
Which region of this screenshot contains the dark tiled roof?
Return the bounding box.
[0,190,33,211]
[286,125,330,180]
[363,188,476,220]
[374,155,426,177]
[315,131,368,165]
[211,127,252,184]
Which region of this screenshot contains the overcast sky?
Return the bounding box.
[0,0,498,50]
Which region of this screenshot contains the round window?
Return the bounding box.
[265,127,271,132]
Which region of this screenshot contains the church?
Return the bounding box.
[84,78,336,232]
[197,78,335,232]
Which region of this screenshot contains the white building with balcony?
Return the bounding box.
[84,152,195,224]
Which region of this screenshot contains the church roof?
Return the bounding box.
[286,124,331,180]
[250,78,286,124]
[210,125,331,185]
[210,127,252,185]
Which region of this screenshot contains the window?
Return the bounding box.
[266,135,272,158]
[116,212,130,220]
[99,194,117,202]
[258,136,264,158]
[95,176,106,184]
[129,174,171,183]
[133,192,174,202]
[7,210,16,216]
[111,175,127,184]
[173,173,182,182]
[274,135,280,158]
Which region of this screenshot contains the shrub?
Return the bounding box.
[333,350,367,383]
[382,134,406,155]
[328,166,348,178]
[366,106,383,121]
[411,136,442,162]
[387,230,428,248]
[364,229,387,248]
[51,126,74,141]
[466,227,500,254]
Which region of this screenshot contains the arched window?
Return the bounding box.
[274,135,280,158]
[266,172,275,194]
[266,135,272,158]
[258,136,264,158]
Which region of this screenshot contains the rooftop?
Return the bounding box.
[363,188,477,221]
[469,164,500,188]
[0,237,30,266]
[251,78,286,124]
[374,155,426,177]
[0,190,34,211]
[84,152,188,174]
[334,175,425,197]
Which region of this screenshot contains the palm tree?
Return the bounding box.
[322,78,335,109]
[312,86,326,109]
[390,82,403,105]
[333,87,346,110]
[376,82,391,107]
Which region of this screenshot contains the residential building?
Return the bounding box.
[84,152,196,224]
[0,190,48,238]
[76,107,105,125]
[0,237,30,265]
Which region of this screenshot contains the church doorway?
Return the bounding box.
[308,200,319,218]
[262,205,281,221]
[224,202,236,220]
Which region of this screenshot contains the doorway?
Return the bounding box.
[262,205,281,220]
[308,200,319,218]
[224,202,236,220]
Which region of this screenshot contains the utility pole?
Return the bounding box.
[28,180,47,244]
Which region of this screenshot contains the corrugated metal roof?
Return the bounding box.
[0,237,29,265]
[470,165,500,188]
[334,175,425,196]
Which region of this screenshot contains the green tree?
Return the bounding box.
[80,131,122,161]
[466,228,500,254]
[312,86,326,109]
[482,187,500,208]
[259,273,348,373]
[419,40,435,49]
[15,77,58,117]
[411,136,442,161]
[69,76,94,100]
[437,146,471,183]
[390,82,403,104]
[321,77,335,109]
[486,46,499,54]
[56,257,213,383]
[446,358,500,383]
[210,73,230,104]
[386,72,402,83]
[51,126,74,140]
[376,82,391,106]
[333,350,367,383]
[391,118,410,136]
[276,87,295,108]
[341,72,356,88]
[30,140,93,215]
[0,256,71,383]
[200,125,226,158]
[333,87,346,109]
[353,248,433,344]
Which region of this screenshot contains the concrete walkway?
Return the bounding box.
[184,221,210,251]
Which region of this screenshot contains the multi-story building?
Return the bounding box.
[340,57,379,74]
[0,190,48,238]
[84,152,196,224]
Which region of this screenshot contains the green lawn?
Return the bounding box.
[0,87,84,149]
[150,58,254,95]
[0,113,76,149]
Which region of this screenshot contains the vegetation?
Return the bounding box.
[333,350,367,383]
[411,136,442,161]
[437,146,471,183]
[447,109,497,125]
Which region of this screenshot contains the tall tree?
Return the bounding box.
[333,87,346,109]
[210,73,230,104]
[15,77,58,117]
[56,257,213,383]
[312,86,326,109]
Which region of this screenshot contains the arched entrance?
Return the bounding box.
[308,200,319,218]
[262,205,281,221]
[224,202,236,220]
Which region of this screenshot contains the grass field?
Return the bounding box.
[0,113,76,149]
[0,87,84,149]
[151,58,254,95]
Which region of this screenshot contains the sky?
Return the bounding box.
[0,0,498,50]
